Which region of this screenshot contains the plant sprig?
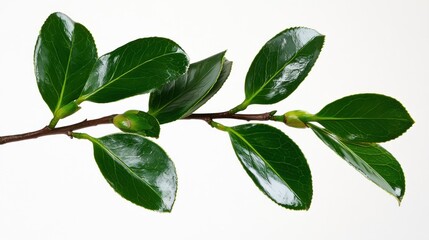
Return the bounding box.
[0,12,414,212]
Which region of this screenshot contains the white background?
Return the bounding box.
[0,0,428,239]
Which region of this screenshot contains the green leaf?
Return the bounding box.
[309,124,405,202]
[227,123,312,210]
[75,133,177,212]
[311,94,414,142]
[78,38,189,103]
[113,110,160,138]
[191,59,232,113]
[34,12,97,114]
[244,27,324,106]
[149,51,229,124]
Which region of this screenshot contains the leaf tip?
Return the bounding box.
[393,183,405,206]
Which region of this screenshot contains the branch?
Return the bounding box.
[0,115,117,145]
[184,111,277,122]
[0,111,279,145]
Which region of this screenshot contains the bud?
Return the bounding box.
[54,101,81,120]
[49,101,81,128]
[113,110,160,138]
[284,110,313,128]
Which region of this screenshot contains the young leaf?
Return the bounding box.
[74,133,177,212]
[244,27,324,106]
[149,51,229,124]
[78,38,189,103]
[34,12,97,114]
[311,94,414,142]
[309,124,405,202]
[227,123,312,210]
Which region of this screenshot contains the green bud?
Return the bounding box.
[55,101,81,119]
[284,110,313,128]
[49,101,81,128]
[113,110,160,138]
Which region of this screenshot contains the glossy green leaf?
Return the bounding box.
[149,51,229,124]
[309,124,405,202]
[227,124,312,210]
[113,110,160,138]
[193,59,232,111]
[35,12,97,114]
[244,27,324,105]
[78,38,189,103]
[75,133,177,212]
[311,94,414,142]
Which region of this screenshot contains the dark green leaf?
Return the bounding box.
[309,124,405,202]
[227,124,312,210]
[113,110,160,138]
[149,51,228,124]
[78,38,189,103]
[35,12,97,113]
[193,59,232,111]
[77,133,177,212]
[244,27,324,105]
[312,94,414,142]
